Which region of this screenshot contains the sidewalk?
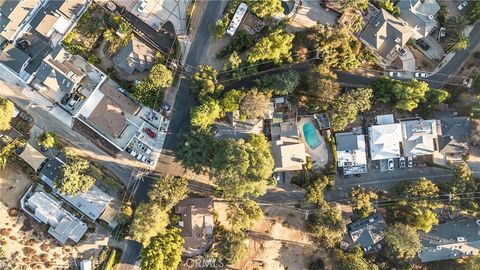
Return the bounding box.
[0,79,141,185]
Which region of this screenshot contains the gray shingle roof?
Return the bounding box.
[347,212,386,251]
[360,9,414,58]
[335,133,359,152]
[0,44,30,73]
[398,0,440,37]
[113,38,155,75]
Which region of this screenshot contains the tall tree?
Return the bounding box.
[130,203,169,246]
[37,131,57,149]
[256,71,300,96]
[140,227,184,270]
[383,223,421,263]
[175,131,215,174]
[0,97,14,131]
[210,135,273,198]
[227,199,263,232]
[450,162,476,194]
[190,98,222,131]
[220,89,246,113]
[214,226,248,264]
[55,154,95,195]
[424,88,450,107]
[249,0,283,18]
[295,66,340,112]
[446,34,469,52]
[342,0,369,12]
[192,65,224,99]
[132,64,172,109]
[371,78,430,111]
[445,16,467,36]
[350,187,378,218]
[239,88,271,119]
[310,205,344,248]
[147,175,188,210]
[330,88,373,131]
[247,29,294,64]
[467,1,480,23]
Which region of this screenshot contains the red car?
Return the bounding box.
[144,128,156,138]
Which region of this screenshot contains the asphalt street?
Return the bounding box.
[426,22,480,88]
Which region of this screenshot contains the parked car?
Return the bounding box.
[389,71,400,77]
[128,149,138,157]
[407,156,413,168]
[396,46,407,56]
[416,39,430,50]
[138,0,147,12]
[67,94,81,109]
[137,143,151,154]
[145,158,154,165]
[399,157,406,169]
[144,128,156,138]
[439,27,446,38]
[457,1,468,10]
[61,93,71,105]
[388,159,394,171]
[415,72,428,78]
[162,103,171,112]
[136,153,144,161]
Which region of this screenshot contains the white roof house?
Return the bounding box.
[336,132,367,175]
[368,123,403,160]
[23,191,88,244]
[401,119,438,157]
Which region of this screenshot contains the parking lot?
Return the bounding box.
[115,0,190,34]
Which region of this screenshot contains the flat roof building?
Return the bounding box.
[271,120,307,172]
[368,123,403,160]
[37,157,112,221]
[21,189,88,244]
[336,131,367,175]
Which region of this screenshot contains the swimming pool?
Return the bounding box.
[303,122,320,149]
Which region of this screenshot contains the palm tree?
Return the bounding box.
[446,34,469,52]
[444,16,467,36]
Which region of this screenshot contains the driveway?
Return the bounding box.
[399,47,416,71]
[417,35,444,60]
[286,0,339,31]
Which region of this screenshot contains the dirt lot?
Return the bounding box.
[215,202,334,270]
[0,163,33,209]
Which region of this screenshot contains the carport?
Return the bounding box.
[18,143,47,171]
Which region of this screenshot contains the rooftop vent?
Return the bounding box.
[395,38,401,44]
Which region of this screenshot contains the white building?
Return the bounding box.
[368,123,403,160]
[401,119,439,157]
[21,188,88,244]
[336,131,367,175]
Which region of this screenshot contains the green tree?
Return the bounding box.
[0,97,14,131]
[445,16,467,36]
[214,226,248,264]
[305,177,329,206]
[424,88,450,107]
[467,1,480,23]
[295,66,340,112]
[130,203,169,246]
[379,0,400,16]
[140,227,184,270]
[192,65,224,99]
[222,52,243,79]
[342,0,369,12]
[249,0,283,18]
[247,29,294,64]
[450,162,476,193]
[330,88,373,131]
[340,253,373,270]
[371,78,429,111]
[310,205,344,248]
[257,71,300,96]
[383,223,421,263]
[350,187,378,218]
[395,178,441,209]
[55,154,95,196]
[37,131,57,149]
[147,175,188,210]
[341,13,365,33]
[446,34,469,52]
[190,98,222,131]
[175,131,215,174]
[0,141,16,170]
[413,208,438,233]
[210,134,273,198]
[220,89,246,113]
[239,88,271,119]
[462,255,480,270]
[227,199,263,231]
[307,25,360,71]
[132,64,173,109]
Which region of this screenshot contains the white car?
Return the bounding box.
[389,71,400,77]
[457,1,468,11]
[138,0,147,12]
[387,159,394,171]
[415,72,428,78]
[407,156,413,168]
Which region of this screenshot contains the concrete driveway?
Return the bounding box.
[417,35,445,60]
[286,0,339,31]
[116,0,190,34]
[399,47,416,71]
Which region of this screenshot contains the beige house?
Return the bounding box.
[271,120,307,172]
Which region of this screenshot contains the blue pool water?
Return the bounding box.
[303,122,320,149]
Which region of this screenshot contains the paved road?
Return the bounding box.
[426,22,480,88]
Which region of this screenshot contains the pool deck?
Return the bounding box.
[297,117,329,170]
